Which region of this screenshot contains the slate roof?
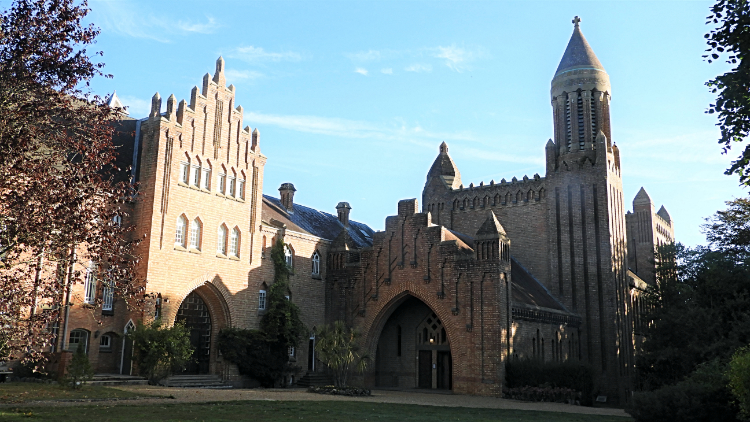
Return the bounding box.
[511,257,568,313]
[262,195,374,248]
[555,22,606,77]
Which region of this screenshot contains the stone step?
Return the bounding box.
[89,374,148,386]
[160,374,231,389]
[296,372,333,387]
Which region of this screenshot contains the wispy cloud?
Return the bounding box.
[381,68,393,75]
[405,64,432,73]
[244,112,476,148]
[227,46,302,63]
[433,45,482,72]
[224,69,264,81]
[346,50,382,62]
[92,0,218,42]
[355,68,369,76]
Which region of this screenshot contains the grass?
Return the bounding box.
[0,400,633,421]
[0,382,153,404]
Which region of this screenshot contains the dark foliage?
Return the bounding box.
[63,342,92,389]
[636,243,750,390]
[504,359,594,406]
[628,361,739,422]
[308,385,371,396]
[704,0,750,183]
[217,328,290,388]
[0,0,140,362]
[218,238,305,387]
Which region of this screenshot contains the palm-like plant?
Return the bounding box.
[315,321,370,387]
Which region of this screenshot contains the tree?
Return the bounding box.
[704,0,750,184]
[63,342,93,389]
[315,321,370,387]
[728,345,750,421]
[218,238,306,387]
[261,238,306,354]
[704,197,750,258]
[129,319,193,384]
[0,0,140,363]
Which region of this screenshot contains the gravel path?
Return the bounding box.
[9,385,630,418]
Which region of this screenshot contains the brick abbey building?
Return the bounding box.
[58,19,673,404]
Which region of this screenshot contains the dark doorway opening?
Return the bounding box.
[437,351,452,390]
[418,350,432,388]
[176,291,212,374]
[308,337,315,371]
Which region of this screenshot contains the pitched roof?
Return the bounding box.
[511,257,569,312]
[262,195,374,248]
[657,205,672,223]
[475,211,507,239]
[555,21,606,77]
[634,187,652,205]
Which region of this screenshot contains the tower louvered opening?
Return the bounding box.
[565,96,572,152]
[590,91,598,142]
[577,93,585,149]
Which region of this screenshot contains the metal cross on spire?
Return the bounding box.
[572,16,581,27]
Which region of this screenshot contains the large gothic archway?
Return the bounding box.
[371,295,452,390]
[173,283,230,375]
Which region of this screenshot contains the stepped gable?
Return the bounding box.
[555,16,605,76]
[511,257,568,313]
[657,205,672,223]
[262,195,373,247]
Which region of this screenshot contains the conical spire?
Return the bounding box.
[427,142,462,189]
[633,187,652,205]
[555,16,605,77]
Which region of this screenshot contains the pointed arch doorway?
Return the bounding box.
[176,291,212,374]
[373,296,452,390]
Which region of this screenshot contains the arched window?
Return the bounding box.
[84,262,97,304]
[68,329,89,353]
[192,158,201,187]
[258,287,267,310]
[285,244,293,267]
[238,172,246,200]
[99,333,113,351]
[219,166,227,195]
[217,224,228,255]
[180,157,190,184]
[102,278,114,311]
[190,218,202,250]
[311,251,320,276]
[175,215,187,247]
[230,227,240,257]
[229,169,237,197]
[202,162,211,190]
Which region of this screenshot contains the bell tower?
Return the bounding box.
[545,17,631,403]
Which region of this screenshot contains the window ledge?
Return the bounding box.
[216,193,226,198]
[312,274,322,280]
[216,253,227,259]
[189,248,202,254]
[177,181,189,187]
[229,255,240,261]
[258,309,267,315]
[188,185,201,191]
[174,245,187,252]
[98,349,113,354]
[101,310,114,316]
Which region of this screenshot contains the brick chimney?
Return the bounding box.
[279,183,296,212]
[336,202,351,226]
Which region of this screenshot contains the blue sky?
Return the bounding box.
[85,0,745,247]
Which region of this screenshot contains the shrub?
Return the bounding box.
[217,328,292,387]
[505,359,594,405]
[315,321,370,388]
[63,342,93,389]
[129,319,193,384]
[628,360,739,422]
[728,345,750,421]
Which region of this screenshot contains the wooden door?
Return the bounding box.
[418,350,432,388]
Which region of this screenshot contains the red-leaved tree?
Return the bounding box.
[0,0,141,363]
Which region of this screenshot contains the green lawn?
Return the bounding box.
[0,383,153,404]
[0,400,632,422]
